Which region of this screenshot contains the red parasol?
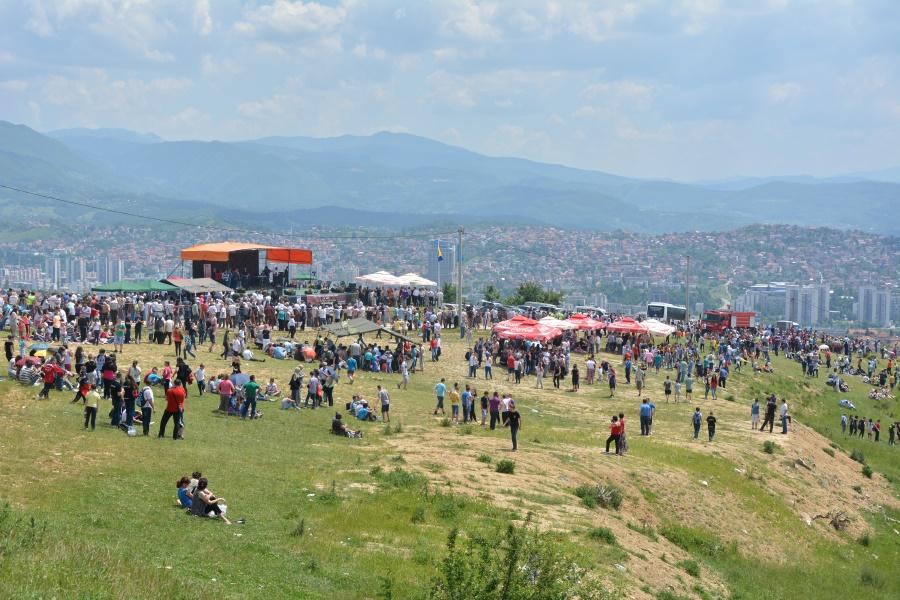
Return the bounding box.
[604,317,649,334]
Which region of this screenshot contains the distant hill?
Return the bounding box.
[1,120,899,234]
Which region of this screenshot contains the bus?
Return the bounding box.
[646,302,687,322]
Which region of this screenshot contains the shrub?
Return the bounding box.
[382,424,394,436]
[457,424,474,435]
[380,467,428,489]
[852,484,863,494]
[627,522,658,541]
[660,523,735,558]
[369,465,383,477]
[476,454,492,464]
[857,533,870,547]
[850,448,866,464]
[725,394,735,402]
[587,526,617,545]
[862,465,873,479]
[762,440,777,454]
[440,417,452,427]
[393,422,403,434]
[411,506,426,524]
[290,518,306,537]
[427,521,615,600]
[574,483,623,510]
[677,559,700,577]
[859,567,884,589]
[823,447,835,457]
[495,459,516,474]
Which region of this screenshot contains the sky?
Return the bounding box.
[1,0,899,180]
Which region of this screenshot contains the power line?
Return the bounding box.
[0,183,456,241]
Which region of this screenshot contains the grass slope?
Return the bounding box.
[0,330,897,600]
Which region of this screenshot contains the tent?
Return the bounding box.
[492,315,538,334]
[396,273,437,287]
[605,317,649,334]
[642,319,677,336]
[497,322,562,342]
[319,317,416,344]
[92,280,177,293]
[355,271,404,286]
[162,278,232,294]
[180,242,312,264]
[539,316,578,331]
[565,313,604,331]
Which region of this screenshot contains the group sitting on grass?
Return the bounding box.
[176,472,233,525]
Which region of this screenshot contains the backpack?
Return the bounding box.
[693,412,701,426]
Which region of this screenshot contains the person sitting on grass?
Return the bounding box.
[176,476,193,509]
[190,477,231,524]
[331,412,362,438]
[264,377,280,401]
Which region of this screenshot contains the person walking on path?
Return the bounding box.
[433,378,446,416]
[692,407,702,439]
[639,398,655,436]
[608,367,617,398]
[706,411,717,441]
[506,400,521,451]
[378,385,391,423]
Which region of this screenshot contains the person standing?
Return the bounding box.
[706,411,717,441]
[608,367,617,398]
[449,383,461,423]
[398,358,409,390]
[83,385,100,430]
[534,361,543,389]
[840,413,848,435]
[123,374,137,430]
[760,395,776,433]
[109,372,123,428]
[306,371,319,409]
[140,383,154,436]
[663,376,673,403]
[433,378,446,416]
[378,385,391,423]
[692,407,702,439]
[780,399,790,434]
[605,415,621,454]
[242,375,260,419]
[571,364,580,391]
[751,399,760,430]
[639,398,655,436]
[635,365,644,396]
[506,400,521,451]
[159,379,185,440]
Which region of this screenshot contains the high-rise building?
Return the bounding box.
[110,258,125,282]
[857,286,892,327]
[45,257,60,290]
[425,240,456,288]
[784,285,821,327]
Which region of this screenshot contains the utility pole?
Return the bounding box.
[457,227,464,334]
[684,254,691,321]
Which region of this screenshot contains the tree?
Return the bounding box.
[442,282,457,302]
[504,282,564,306]
[483,284,501,302]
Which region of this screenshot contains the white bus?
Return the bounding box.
[646,302,687,322]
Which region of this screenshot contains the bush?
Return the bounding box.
[495,459,516,474]
[627,522,658,541]
[857,533,870,547]
[852,484,863,494]
[762,440,777,454]
[823,447,835,457]
[850,448,866,464]
[290,518,306,537]
[440,417,452,427]
[587,526,617,545]
[379,467,428,489]
[382,424,394,436]
[427,521,614,600]
[660,523,735,558]
[677,559,700,577]
[476,454,492,464]
[369,466,383,477]
[859,566,883,589]
[411,506,426,524]
[862,464,873,479]
[457,424,474,435]
[574,483,623,510]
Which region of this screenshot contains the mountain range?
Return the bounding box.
[1,120,898,234]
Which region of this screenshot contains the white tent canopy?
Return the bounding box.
[355,271,403,286]
[642,319,677,336]
[396,273,437,287]
[538,316,578,331]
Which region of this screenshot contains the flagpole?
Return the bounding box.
[436,240,441,305]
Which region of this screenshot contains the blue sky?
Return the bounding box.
[1,0,899,179]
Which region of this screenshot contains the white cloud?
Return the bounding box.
[194,0,213,36]
[238,94,304,119]
[580,80,655,111]
[440,0,501,41]
[200,53,241,77]
[0,51,14,64]
[672,0,721,35]
[235,0,346,37]
[25,0,54,37]
[0,80,29,92]
[425,70,477,109]
[767,81,801,104]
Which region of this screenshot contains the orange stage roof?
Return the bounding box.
[180,242,312,264]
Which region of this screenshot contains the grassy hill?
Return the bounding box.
[0,328,897,599]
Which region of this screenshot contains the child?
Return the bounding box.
[195,364,206,396]
[265,377,280,400]
[72,368,90,404]
[84,385,100,430]
[674,380,682,403]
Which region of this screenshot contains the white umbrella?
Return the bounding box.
[539,316,578,331]
[397,273,437,287]
[819,344,830,351]
[642,319,677,336]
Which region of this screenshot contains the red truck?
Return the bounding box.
[701,310,757,333]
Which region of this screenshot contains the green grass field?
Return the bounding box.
[1,329,897,600]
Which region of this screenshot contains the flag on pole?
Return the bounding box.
[436,241,443,262]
